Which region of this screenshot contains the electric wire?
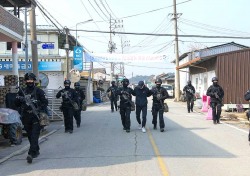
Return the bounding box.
[120,0,191,20]
[93,0,110,20]
[72,29,250,39]
[87,0,109,22]
[99,0,115,19]
[79,0,109,43]
[104,0,118,19]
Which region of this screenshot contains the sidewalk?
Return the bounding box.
[0,101,108,164]
[0,120,63,164]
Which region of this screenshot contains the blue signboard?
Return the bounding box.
[73,46,83,71]
[0,61,61,71]
[42,43,55,49]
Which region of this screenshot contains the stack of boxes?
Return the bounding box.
[0,75,24,107]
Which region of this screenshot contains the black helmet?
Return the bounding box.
[212,77,218,82]
[74,82,80,87]
[155,78,162,84]
[64,80,71,85]
[122,78,129,84]
[24,72,36,81]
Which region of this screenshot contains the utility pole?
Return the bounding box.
[24,7,29,73]
[30,2,39,79]
[109,14,114,82]
[173,0,180,101]
[65,28,70,79]
[120,37,129,78]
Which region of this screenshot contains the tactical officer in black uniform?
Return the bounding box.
[183,80,196,113]
[73,82,85,128]
[132,81,151,133]
[206,77,224,124]
[150,79,169,132]
[15,73,48,164]
[117,78,134,133]
[56,80,77,133]
[107,81,119,112]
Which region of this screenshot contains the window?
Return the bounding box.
[6,42,21,50]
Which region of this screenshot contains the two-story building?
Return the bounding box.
[0,25,67,89]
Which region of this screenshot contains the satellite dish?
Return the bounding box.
[39,72,49,87]
[69,69,80,84]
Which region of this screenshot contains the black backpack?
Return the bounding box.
[244,89,250,101]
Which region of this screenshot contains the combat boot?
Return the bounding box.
[26,155,33,164]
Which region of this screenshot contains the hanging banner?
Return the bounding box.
[73,46,83,70]
[84,52,168,63]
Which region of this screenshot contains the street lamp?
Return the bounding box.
[75,19,93,46]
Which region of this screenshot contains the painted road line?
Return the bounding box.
[147,128,170,176]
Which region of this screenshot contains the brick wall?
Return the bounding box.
[0,5,24,36]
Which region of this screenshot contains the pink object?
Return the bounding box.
[206,96,212,120]
[206,107,213,120]
[201,95,208,112]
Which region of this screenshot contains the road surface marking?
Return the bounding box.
[147,128,170,176]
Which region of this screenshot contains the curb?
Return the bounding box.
[0,129,59,164]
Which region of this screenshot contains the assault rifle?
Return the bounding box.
[61,91,79,111]
[214,92,222,102]
[17,86,40,121]
[121,91,135,111]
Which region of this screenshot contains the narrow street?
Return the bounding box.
[0,100,250,176]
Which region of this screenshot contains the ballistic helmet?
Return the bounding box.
[64,80,71,85]
[74,82,80,87]
[155,78,162,84]
[212,77,218,82]
[24,72,37,81]
[122,78,129,84]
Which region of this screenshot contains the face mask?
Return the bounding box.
[123,82,128,87]
[213,82,218,86]
[156,84,161,88]
[26,82,34,88]
[75,86,80,90]
[65,86,70,89]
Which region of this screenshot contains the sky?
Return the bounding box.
[28,0,250,78]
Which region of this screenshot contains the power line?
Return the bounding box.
[103,0,117,18]
[79,0,109,42]
[93,0,109,20]
[120,0,191,19]
[71,29,250,39]
[87,0,109,22]
[99,0,114,19]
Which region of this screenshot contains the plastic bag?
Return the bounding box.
[0,108,22,124]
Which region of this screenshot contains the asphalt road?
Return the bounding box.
[0,100,250,176]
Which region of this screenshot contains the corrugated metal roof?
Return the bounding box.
[175,42,249,63]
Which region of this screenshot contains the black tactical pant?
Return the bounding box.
[210,102,222,123]
[186,96,194,112]
[136,105,147,127]
[120,104,131,130]
[110,98,118,111]
[62,106,74,131]
[152,103,165,129]
[73,109,81,126]
[22,112,41,157]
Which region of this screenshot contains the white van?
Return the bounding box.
[162,84,174,97]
